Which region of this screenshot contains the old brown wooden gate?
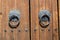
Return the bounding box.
[0,0,59,40]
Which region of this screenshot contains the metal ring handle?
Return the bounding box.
[38,10,50,28]
[9,15,20,28]
[9,10,20,29]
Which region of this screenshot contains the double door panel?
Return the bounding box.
[0,0,59,40]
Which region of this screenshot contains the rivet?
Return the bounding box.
[4,30,7,32]
[34,29,37,32]
[48,29,50,31]
[55,28,57,31]
[11,30,13,32]
[18,30,21,32]
[41,29,44,31]
[25,29,28,32]
[0,12,2,15]
[13,37,14,40]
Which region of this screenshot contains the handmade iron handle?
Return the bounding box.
[9,10,20,29]
[9,15,20,28]
[38,10,50,28]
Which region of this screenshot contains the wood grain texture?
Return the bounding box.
[30,0,59,40]
[0,0,59,40]
[0,0,30,40]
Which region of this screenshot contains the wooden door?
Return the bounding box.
[30,0,59,40]
[0,0,59,40]
[0,0,30,40]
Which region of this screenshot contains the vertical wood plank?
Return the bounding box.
[30,0,39,40]
[45,0,52,40]
[39,0,47,40]
[52,0,59,40]
[1,0,7,40]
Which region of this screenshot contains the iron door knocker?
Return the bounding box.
[38,10,51,28]
[9,10,20,29]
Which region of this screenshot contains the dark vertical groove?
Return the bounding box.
[51,0,53,40]
[57,0,59,40]
[29,0,31,40]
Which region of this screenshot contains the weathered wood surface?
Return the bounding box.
[0,0,30,40]
[30,0,59,40]
[0,0,59,40]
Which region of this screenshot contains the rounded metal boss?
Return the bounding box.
[8,10,20,29]
[38,10,51,28]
